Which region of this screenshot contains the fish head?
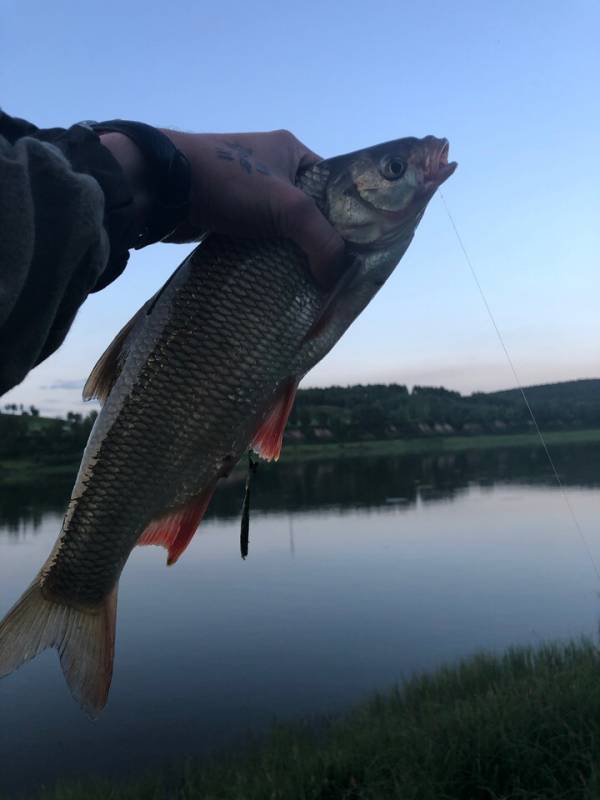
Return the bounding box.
[324,135,457,249]
[297,137,457,357]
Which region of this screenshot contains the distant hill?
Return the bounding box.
[287,378,600,443]
[1,379,599,458]
[489,379,600,405]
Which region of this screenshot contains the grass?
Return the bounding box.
[3,427,600,488]
[0,458,80,486]
[25,639,600,799]
[279,426,600,461]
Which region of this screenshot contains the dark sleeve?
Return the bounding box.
[0,110,138,396]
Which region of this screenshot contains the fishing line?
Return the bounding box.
[439,191,600,585]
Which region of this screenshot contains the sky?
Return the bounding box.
[1,0,599,416]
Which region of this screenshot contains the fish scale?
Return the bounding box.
[42,235,323,606]
[0,134,456,714]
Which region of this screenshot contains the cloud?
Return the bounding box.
[41,379,86,391]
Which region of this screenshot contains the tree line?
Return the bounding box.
[287,379,600,443]
[0,408,98,461]
[1,378,600,459]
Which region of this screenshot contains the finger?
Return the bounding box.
[163,220,202,244]
[296,144,323,172]
[269,130,322,175]
[267,129,322,169]
[288,134,324,174]
[275,185,345,290]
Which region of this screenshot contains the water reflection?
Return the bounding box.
[3,440,600,533]
[1,442,600,795]
[0,478,67,537]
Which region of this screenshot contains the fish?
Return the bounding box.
[0,135,456,715]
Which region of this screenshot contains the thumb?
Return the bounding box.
[275,183,345,290]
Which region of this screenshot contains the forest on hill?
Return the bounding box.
[286,379,600,444]
[1,379,599,461]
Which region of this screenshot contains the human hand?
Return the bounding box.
[162,129,345,290]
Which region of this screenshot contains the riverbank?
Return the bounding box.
[0,458,81,487]
[26,639,600,799]
[4,427,600,487]
[281,426,600,460]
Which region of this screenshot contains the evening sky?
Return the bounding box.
[1,0,598,414]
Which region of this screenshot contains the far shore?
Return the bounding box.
[2,427,600,488]
[279,426,600,460]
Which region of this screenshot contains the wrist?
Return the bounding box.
[99,132,153,243]
[159,129,199,203]
[92,120,190,248]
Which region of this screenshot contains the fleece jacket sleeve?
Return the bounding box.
[0,110,137,396]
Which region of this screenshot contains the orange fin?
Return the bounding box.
[138,484,216,566]
[251,379,299,462]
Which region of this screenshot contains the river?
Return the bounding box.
[1,442,600,795]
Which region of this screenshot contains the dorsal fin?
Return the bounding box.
[82,305,147,404]
[83,259,191,405]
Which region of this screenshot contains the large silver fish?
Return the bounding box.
[0,136,456,714]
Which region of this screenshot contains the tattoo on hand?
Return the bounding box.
[224,140,252,157]
[215,141,271,176]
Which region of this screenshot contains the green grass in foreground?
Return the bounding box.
[31,640,600,800]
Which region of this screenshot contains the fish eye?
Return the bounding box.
[381,156,406,181]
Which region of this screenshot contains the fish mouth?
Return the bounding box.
[430,138,457,185]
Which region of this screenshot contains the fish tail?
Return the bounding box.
[0,579,118,717]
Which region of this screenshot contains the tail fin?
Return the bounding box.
[0,580,118,717]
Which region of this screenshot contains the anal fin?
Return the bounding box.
[138,483,217,566]
[251,378,299,462]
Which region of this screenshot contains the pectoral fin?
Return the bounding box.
[251,379,299,462]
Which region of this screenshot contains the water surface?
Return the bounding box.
[1,442,600,795]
